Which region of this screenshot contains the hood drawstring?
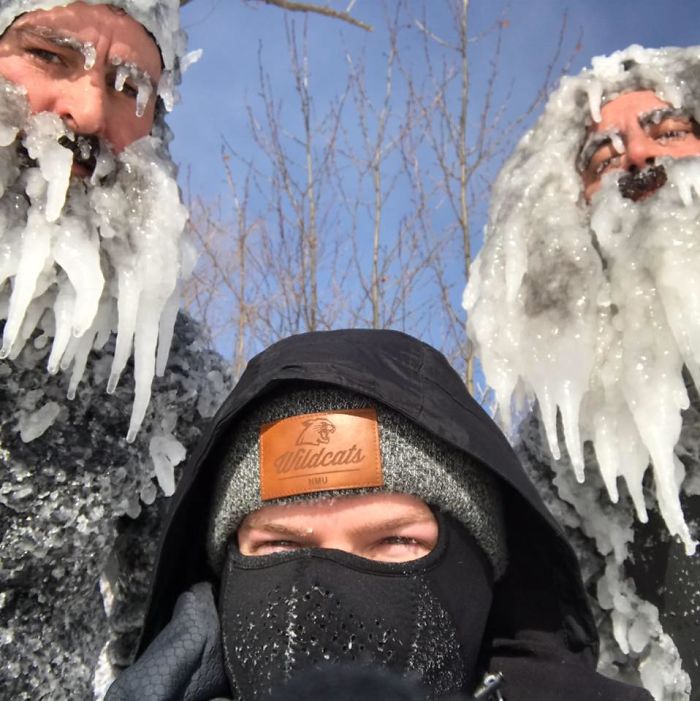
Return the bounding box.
[472,671,505,700]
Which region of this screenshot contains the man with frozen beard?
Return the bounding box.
[0,0,194,440]
[0,2,223,699]
[465,45,700,698]
[106,329,653,701]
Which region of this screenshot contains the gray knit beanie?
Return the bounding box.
[207,387,508,579]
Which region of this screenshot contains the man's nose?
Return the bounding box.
[625,132,661,171]
[55,73,108,138]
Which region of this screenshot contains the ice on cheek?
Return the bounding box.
[0,88,193,442]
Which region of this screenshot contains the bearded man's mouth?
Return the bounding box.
[58,134,101,177]
[618,164,668,201]
[16,134,102,178]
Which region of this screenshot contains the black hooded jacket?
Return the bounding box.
[129,329,652,701]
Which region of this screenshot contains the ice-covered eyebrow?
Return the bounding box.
[15,25,156,90]
[638,107,689,129]
[16,25,89,53]
[578,131,616,173]
[110,56,157,91]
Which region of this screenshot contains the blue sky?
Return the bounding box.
[170,0,699,199]
[166,0,699,364]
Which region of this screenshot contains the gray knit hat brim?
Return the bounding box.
[206,387,508,579]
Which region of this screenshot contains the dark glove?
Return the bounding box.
[105,582,230,701]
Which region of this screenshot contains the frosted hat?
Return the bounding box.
[206,386,508,579]
[0,0,190,107]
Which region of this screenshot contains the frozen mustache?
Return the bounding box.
[16,133,103,176]
[618,164,668,201]
[58,134,101,175]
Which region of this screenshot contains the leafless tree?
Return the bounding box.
[404,1,579,391]
[184,1,580,384]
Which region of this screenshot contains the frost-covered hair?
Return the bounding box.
[476,45,700,262]
[465,45,700,555]
[0,0,189,114]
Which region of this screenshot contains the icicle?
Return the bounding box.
[466,44,700,548]
[180,49,203,74]
[156,284,181,378]
[47,281,75,374]
[0,87,192,441]
[128,302,160,443]
[586,82,604,123]
[115,65,129,93]
[1,210,52,357]
[157,71,176,112]
[51,218,104,337]
[107,263,140,394]
[82,43,96,71]
[22,114,72,223]
[135,81,153,118]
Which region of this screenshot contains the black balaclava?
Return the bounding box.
[218,512,493,700]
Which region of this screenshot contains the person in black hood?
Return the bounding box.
[106,329,653,701]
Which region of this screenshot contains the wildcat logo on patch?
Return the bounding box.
[259,408,383,500]
[296,417,336,446]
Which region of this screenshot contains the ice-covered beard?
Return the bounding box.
[465,154,700,555]
[549,157,700,555]
[0,78,195,442]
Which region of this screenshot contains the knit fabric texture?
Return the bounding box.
[207,388,508,579]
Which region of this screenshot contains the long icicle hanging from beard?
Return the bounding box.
[466,157,700,556]
[465,44,700,556]
[0,81,195,442]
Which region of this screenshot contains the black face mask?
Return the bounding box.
[218,512,494,700]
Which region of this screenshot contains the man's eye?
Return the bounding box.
[653,119,694,143]
[120,82,139,99]
[593,154,621,176]
[28,47,63,65]
[378,536,420,548]
[656,128,690,142]
[254,539,301,553]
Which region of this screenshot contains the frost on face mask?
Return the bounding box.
[465,45,700,555]
[0,77,195,442]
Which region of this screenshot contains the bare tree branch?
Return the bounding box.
[251,0,372,32]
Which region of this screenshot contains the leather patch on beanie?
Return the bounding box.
[259,408,383,500]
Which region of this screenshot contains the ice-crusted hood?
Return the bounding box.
[136,329,636,699]
[465,45,700,555]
